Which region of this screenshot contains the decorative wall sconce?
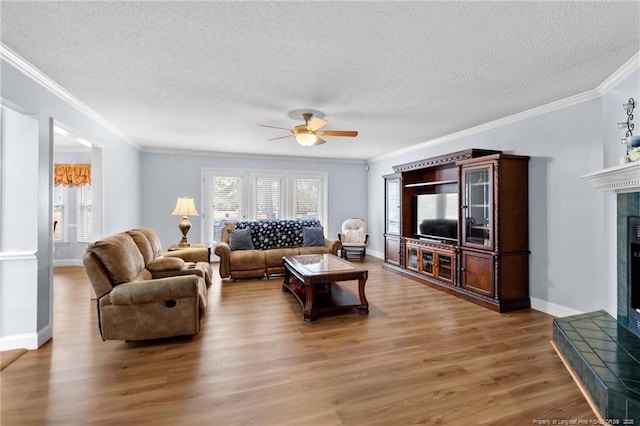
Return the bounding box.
[619,98,635,145]
[619,98,640,164]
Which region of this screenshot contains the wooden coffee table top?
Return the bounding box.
[283,254,366,278]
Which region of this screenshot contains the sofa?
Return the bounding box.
[83,228,212,341]
[214,219,341,280]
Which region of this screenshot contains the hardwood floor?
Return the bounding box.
[1,258,593,425]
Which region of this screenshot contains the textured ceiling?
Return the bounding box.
[2,1,639,160]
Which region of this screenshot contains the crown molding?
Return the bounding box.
[142,147,367,165]
[371,89,601,162]
[597,50,640,95]
[0,43,140,150]
[371,51,640,164]
[4,40,637,163]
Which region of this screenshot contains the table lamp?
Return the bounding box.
[172,196,199,247]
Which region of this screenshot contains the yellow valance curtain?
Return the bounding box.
[54,164,91,186]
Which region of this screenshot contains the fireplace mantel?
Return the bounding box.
[582,161,640,193]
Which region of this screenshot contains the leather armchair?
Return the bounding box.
[127,227,212,287]
[83,232,207,341]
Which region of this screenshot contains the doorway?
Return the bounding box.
[52,120,103,266]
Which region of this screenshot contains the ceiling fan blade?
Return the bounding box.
[308,117,328,132]
[267,135,292,141]
[318,130,358,137]
[314,137,327,145]
[258,124,292,131]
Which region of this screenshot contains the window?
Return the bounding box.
[53,185,67,242]
[77,184,92,242]
[254,174,283,220]
[208,174,243,243]
[53,184,92,243]
[293,176,321,220]
[203,169,327,244]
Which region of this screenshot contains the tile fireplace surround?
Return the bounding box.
[552,161,640,423]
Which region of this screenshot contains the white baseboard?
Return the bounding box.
[38,324,52,347]
[53,259,83,267]
[530,297,584,318]
[367,249,384,260]
[0,325,52,351]
[0,332,36,350]
[363,256,586,318]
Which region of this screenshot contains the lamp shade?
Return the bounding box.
[172,197,199,216]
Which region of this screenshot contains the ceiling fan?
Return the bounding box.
[258,113,358,146]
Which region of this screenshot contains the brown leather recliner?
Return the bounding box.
[83,232,208,341]
[127,227,212,288]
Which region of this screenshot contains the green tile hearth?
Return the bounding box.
[553,310,640,422]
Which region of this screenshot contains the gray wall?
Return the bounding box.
[0,58,142,348]
[367,69,640,317]
[141,151,368,249]
[0,107,39,348]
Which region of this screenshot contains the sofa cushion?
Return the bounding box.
[298,246,329,255]
[342,229,365,244]
[303,226,324,247]
[229,228,254,250]
[229,249,266,271]
[265,248,299,268]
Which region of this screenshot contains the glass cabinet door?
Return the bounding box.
[421,251,434,275]
[407,247,418,270]
[438,254,453,281]
[386,178,400,234]
[462,164,493,249]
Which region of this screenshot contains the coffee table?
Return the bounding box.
[282,254,368,322]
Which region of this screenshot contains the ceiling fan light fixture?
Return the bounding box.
[259,112,356,146]
[295,132,317,146]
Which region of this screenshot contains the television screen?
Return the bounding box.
[415,193,458,242]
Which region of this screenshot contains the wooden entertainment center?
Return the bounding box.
[383,149,530,312]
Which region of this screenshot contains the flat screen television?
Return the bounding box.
[414,193,459,243]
